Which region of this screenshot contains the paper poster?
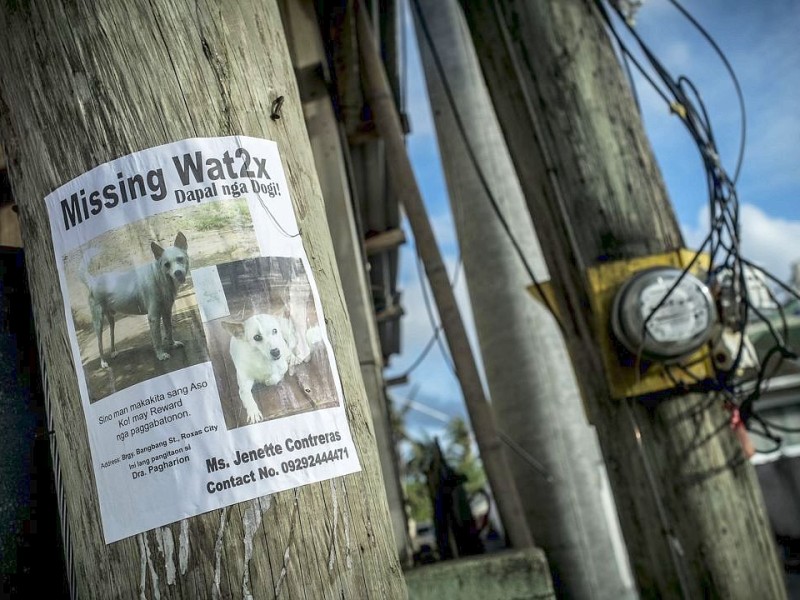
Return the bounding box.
[45,136,361,543]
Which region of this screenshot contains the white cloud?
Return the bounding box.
[682,202,800,282]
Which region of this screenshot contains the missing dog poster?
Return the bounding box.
[45,136,361,543]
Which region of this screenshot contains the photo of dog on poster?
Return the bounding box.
[61,200,261,402]
[81,232,191,369]
[194,256,339,430]
[64,228,206,403]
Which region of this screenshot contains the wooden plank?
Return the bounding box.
[365,228,406,256]
[375,304,404,323]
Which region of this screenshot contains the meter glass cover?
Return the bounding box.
[639,275,711,343]
[612,267,716,361]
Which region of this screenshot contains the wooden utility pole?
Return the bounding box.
[0,1,406,598]
[461,1,786,598]
[355,2,534,550]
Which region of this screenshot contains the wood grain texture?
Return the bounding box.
[0,1,406,598]
[461,0,786,598]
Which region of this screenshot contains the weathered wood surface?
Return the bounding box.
[461,1,786,598]
[0,1,407,598]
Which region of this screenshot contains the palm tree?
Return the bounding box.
[445,416,472,463]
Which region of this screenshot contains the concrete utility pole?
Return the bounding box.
[461,1,786,598]
[412,1,635,597]
[355,2,534,550]
[279,0,411,562]
[0,1,406,598]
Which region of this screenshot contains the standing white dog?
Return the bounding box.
[81,232,190,368]
[222,314,322,424]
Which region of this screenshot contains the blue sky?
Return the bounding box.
[385,0,800,438]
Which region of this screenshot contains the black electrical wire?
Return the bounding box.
[734,261,799,425]
[415,254,457,377]
[599,4,672,101]
[398,327,441,379]
[395,248,466,382]
[740,257,800,305]
[391,249,464,381]
[666,0,747,183]
[752,416,800,435]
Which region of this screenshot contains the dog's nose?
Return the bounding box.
[270,348,281,360]
[174,271,185,283]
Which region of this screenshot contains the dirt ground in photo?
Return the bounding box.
[76,287,208,402]
[63,199,260,402]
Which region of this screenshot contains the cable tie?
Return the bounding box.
[702,146,720,166]
[612,0,645,25]
[669,102,687,119]
[728,406,743,430]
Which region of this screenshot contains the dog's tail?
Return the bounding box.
[286,325,324,369]
[306,325,323,347]
[79,247,101,288]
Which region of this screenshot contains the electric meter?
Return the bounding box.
[611,267,717,362]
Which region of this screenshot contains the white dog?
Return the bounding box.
[222,314,322,424]
[81,232,190,368]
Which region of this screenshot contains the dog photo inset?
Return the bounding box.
[64,228,207,403]
[195,257,339,430]
[62,200,261,402]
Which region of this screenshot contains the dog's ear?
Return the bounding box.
[151,241,164,259]
[221,321,245,339]
[174,232,188,251]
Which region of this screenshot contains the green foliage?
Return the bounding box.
[457,452,487,497]
[405,479,433,523]
[445,417,486,496]
[401,415,487,523]
[234,200,251,222]
[193,208,228,231]
[191,201,251,231]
